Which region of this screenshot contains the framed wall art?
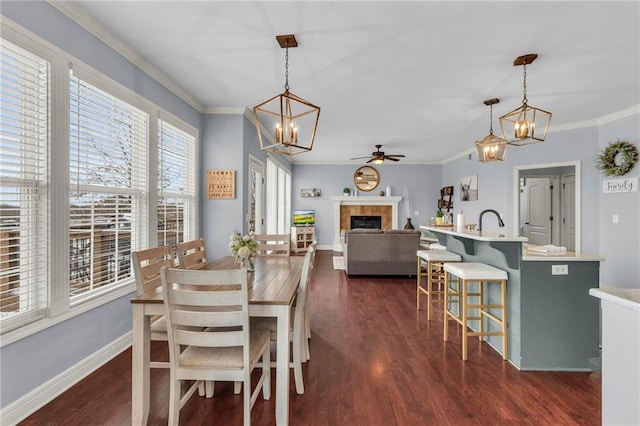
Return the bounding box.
[460,175,478,201]
[207,170,235,199]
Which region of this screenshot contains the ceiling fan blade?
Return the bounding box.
[385,157,400,162]
[366,158,376,164]
[350,156,372,160]
[385,154,406,158]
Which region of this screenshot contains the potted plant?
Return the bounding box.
[436,208,444,225]
[343,187,351,196]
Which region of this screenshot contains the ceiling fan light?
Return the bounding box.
[372,158,384,165]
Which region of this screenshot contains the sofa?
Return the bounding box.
[341,228,421,276]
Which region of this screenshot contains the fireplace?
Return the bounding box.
[350,215,382,229]
[332,195,401,251]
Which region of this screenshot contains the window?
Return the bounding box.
[0,24,198,337]
[0,40,49,331]
[69,72,148,300]
[266,157,291,234]
[157,118,196,249]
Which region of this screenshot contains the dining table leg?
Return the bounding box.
[132,304,150,425]
[275,304,291,425]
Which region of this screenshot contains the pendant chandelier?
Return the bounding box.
[253,34,320,155]
[499,53,552,146]
[475,98,507,162]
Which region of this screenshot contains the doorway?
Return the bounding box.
[514,161,581,252]
[248,155,264,233]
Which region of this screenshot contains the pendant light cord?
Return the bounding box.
[521,63,528,105]
[284,44,290,93]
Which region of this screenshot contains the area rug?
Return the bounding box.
[332,256,346,271]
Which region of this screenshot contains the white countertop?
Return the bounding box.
[590,286,640,312]
[421,225,527,242]
[421,226,603,262]
[522,247,604,262]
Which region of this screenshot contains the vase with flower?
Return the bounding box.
[229,230,258,271]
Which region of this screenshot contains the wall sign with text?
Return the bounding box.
[207,170,236,199]
[602,177,638,193]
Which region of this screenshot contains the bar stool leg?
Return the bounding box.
[501,279,508,360]
[443,269,449,341]
[416,257,421,311]
[426,260,433,321]
[478,280,484,342]
[462,279,468,361]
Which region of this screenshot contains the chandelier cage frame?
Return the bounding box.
[253,34,321,156]
[475,98,508,162]
[499,53,552,146]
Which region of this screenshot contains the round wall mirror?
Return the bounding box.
[354,166,380,192]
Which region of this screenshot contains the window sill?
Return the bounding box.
[0,282,136,348]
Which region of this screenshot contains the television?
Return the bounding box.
[292,209,315,226]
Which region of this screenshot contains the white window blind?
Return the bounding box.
[0,40,49,331]
[157,119,196,249]
[265,157,291,235]
[69,72,148,300]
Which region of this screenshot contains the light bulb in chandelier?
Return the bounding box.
[514,119,530,139]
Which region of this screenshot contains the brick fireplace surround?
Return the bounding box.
[332,196,402,251]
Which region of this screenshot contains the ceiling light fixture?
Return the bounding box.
[253,34,320,155]
[499,53,552,146]
[475,98,507,162]
[372,157,384,165]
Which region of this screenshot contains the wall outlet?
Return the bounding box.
[414,210,420,216]
[613,214,619,224]
[552,264,569,275]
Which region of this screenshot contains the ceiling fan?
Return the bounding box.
[350,144,406,164]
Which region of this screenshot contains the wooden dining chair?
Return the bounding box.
[160,267,271,426]
[131,246,176,369]
[254,233,291,257]
[177,238,208,269]
[250,244,315,394]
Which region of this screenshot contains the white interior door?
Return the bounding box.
[526,178,552,245]
[562,174,576,251]
[248,156,264,233]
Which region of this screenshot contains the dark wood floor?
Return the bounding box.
[21,250,601,425]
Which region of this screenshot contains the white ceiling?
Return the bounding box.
[63,1,639,164]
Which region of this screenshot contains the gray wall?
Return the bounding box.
[291,163,442,246]
[597,115,640,287]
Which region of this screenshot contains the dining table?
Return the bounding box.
[131,254,304,425]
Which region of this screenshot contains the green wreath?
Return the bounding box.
[595,140,638,176]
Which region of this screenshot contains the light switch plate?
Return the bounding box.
[552,264,569,275]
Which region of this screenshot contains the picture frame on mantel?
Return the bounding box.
[460,175,478,201]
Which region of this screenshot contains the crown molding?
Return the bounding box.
[203,107,247,115]
[47,1,204,113]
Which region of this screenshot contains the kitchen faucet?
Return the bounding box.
[478,209,505,231]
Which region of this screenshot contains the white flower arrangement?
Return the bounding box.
[229,230,258,264]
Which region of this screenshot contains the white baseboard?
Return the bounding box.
[1,332,131,425]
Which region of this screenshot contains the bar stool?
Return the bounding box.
[443,262,508,361]
[416,249,461,320]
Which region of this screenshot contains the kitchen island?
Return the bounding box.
[422,225,603,371]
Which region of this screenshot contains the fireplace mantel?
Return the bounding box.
[332,196,402,251]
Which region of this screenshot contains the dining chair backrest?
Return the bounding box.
[160,266,271,425]
[254,233,290,256]
[161,267,249,360]
[293,245,314,344]
[177,238,208,269]
[132,245,175,296]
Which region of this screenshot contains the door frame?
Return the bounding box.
[513,161,581,252]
